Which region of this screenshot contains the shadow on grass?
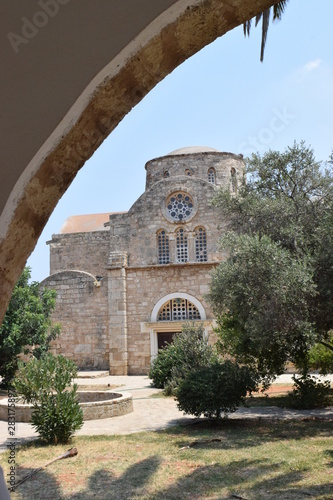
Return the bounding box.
[13,467,62,499]
[13,456,161,500]
[13,457,333,500]
[324,449,333,467]
[160,418,333,450]
[11,421,333,499]
[70,455,161,499]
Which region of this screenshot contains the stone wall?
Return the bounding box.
[42,270,109,369]
[48,231,109,277]
[110,176,227,268]
[145,151,244,190]
[125,263,217,374]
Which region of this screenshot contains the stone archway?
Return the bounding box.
[0,0,277,322]
[147,292,209,358]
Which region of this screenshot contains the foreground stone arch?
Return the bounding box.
[0,0,277,321]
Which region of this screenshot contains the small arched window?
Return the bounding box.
[208,168,215,184]
[231,167,237,193]
[158,298,201,321]
[176,228,188,263]
[195,227,207,262]
[163,170,170,178]
[157,229,170,264]
[185,169,192,176]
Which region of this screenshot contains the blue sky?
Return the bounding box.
[27,0,333,282]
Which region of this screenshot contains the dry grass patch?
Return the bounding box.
[1,419,333,499]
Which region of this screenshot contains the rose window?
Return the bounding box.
[166,192,194,221]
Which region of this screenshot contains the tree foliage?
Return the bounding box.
[0,267,60,387]
[176,361,259,419]
[210,233,317,383]
[149,323,217,395]
[209,142,333,381]
[287,374,331,409]
[14,353,83,444]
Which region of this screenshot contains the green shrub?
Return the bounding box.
[30,389,83,444]
[149,323,217,394]
[14,353,83,444]
[287,375,331,409]
[148,343,178,389]
[176,361,259,419]
[308,336,333,375]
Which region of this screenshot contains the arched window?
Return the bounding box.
[176,228,188,263]
[208,167,215,184]
[158,298,201,321]
[195,227,207,262]
[231,167,237,193]
[163,170,170,178]
[157,229,170,264]
[185,169,192,176]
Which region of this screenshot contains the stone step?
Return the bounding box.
[77,371,109,379]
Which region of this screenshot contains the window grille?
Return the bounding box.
[158,298,201,321]
[157,230,170,264]
[208,168,215,184]
[195,227,207,262]
[166,192,194,222]
[176,228,188,262]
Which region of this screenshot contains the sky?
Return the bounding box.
[27,0,333,282]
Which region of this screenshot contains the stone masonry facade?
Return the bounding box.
[43,147,245,374]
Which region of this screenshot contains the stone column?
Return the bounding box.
[169,233,176,263]
[107,251,128,375]
[187,231,196,262]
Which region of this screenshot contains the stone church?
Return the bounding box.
[42,147,244,375]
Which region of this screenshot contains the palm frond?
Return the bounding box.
[243,19,252,37]
[273,0,289,20]
[243,0,289,62]
[260,9,271,62]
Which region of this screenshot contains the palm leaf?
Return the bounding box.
[243,0,289,61]
[273,0,289,20]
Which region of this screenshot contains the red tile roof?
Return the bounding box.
[60,212,126,233]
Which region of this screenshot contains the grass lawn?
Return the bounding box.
[1,419,332,499]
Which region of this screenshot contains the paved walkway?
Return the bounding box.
[1,374,332,451]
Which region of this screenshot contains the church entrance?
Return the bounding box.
[157,331,179,350]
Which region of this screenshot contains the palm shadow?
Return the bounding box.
[12,468,62,499]
[69,455,161,500]
[160,418,333,450]
[12,452,333,500]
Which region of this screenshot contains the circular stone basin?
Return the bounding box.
[0,391,133,422]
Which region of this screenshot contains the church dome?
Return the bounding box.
[168,146,219,155]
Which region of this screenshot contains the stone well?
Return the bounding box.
[0,391,133,422]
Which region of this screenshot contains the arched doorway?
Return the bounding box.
[147,292,207,357]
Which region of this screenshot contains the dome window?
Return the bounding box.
[208,168,215,184]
